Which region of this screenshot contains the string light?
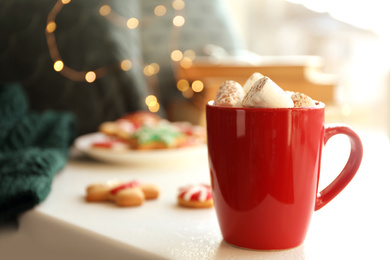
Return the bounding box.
[53,60,64,71]
[148,102,160,113]
[179,57,192,69]
[154,5,167,16]
[171,50,183,61]
[177,79,190,92]
[150,63,160,73]
[145,95,158,107]
[191,80,204,92]
[45,0,205,113]
[120,59,132,71]
[172,15,185,27]
[46,22,57,33]
[145,95,160,112]
[85,71,96,83]
[183,49,196,60]
[126,18,139,29]
[143,63,160,76]
[182,88,194,98]
[172,0,185,10]
[99,5,111,16]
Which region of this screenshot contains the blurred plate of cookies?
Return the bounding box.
[74,111,207,165]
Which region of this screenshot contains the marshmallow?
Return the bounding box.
[242,77,294,108]
[214,80,245,107]
[242,72,264,93]
[289,92,315,107]
[285,91,294,98]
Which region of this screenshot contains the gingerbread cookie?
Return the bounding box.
[178,184,214,208]
[86,180,159,207]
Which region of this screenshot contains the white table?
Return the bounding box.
[1,131,389,260]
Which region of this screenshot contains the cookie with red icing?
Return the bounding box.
[86,180,159,207]
[177,184,214,208]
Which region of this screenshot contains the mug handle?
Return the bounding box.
[315,124,363,211]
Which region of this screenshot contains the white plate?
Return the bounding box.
[74,133,208,166]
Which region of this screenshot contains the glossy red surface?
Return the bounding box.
[206,102,363,250]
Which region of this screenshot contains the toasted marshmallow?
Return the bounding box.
[290,92,315,107]
[242,77,294,108]
[214,80,245,107]
[242,72,264,93]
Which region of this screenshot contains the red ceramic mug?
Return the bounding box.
[206,101,363,250]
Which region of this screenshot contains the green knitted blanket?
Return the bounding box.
[0,83,76,222]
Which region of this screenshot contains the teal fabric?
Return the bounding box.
[0,83,76,222]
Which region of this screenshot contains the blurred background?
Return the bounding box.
[1,0,389,137]
[224,0,390,136]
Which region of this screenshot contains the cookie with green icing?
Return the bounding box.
[131,120,184,149]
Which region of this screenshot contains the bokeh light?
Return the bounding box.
[85,71,96,83]
[145,95,158,107]
[177,79,190,92]
[154,5,167,16]
[191,80,204,92]
[171,50,183,61]
[172,0,185,10]
[53,60,64,72]
[46,22,56,33]
[127,18,139,29]
[148,102,160,112]
[121,59,132,71]
[183,49,196,60]
[180,57,193,69]
[173,16,185,27]
[182,88,194,98]
[99,5,111,16]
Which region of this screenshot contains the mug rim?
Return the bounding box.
[207,100,325,111]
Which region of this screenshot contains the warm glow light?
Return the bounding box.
[46,0,193,100]
[180,57,193,69]
[127,18,139,29]
[99,5,111,16]
[171,50,183,61]
[120,59,132,71]
[53,60,64,72]
[148,102,160,112]
[46,22,56,33]
[154,5,167,16]
[144,64,158,76]
[191,80,204,92]
[173,16,185,27]
[143,66,151,76]
[172,0,185,10]
[85,71,96,83]
[145,95,158,107]
[150,63,160,74]
[182,88,194,98]
[177,79,190,92]
[183,49,196,60]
